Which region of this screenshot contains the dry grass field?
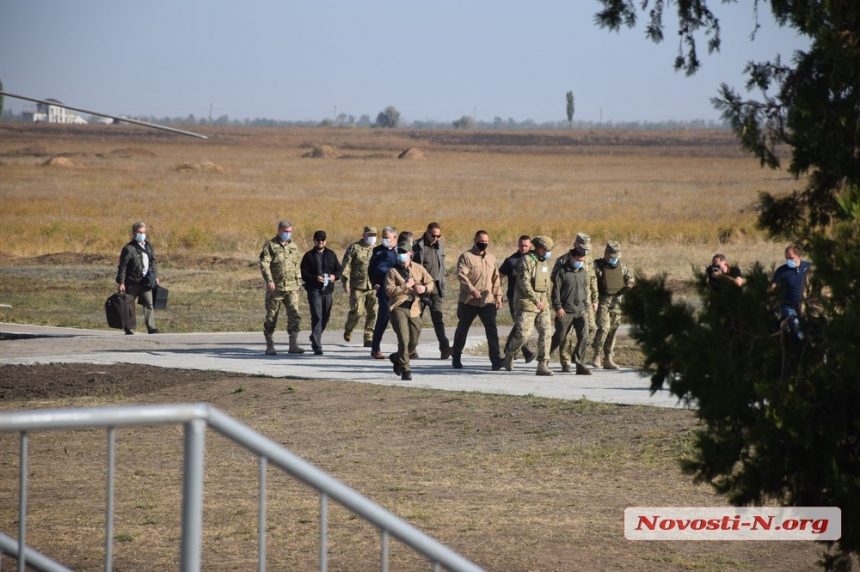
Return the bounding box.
[0,124,828,571]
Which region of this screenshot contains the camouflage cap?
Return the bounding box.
[574,232,591,250]
[532,235,555,252]
[363,225,377,234]
[397,239,413,252]
[605,240,621,256]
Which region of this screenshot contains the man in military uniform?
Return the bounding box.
[591,240,634,369]
[412,222,452,359]
[503,235,555,376]
[260,220,305,355]
[500,235,535,363]
[550,246,595,374]
[341,225,378,347]
[558,233,598,359]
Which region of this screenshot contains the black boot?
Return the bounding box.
[452,354,463,369]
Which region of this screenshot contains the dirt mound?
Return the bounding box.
[4,144,49,157]
[42,156,85,169]
[104,147,158,159]
[397,147,425,160]
[303,145,342,159]
[32,252,116,266]
[174,161,226,173]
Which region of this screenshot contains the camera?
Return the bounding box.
[707,264,722,277]
[420,294,435,309]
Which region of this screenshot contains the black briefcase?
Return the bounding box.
[152,285,169,310]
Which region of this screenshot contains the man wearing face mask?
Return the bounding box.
[451,230,504,370]
[558,233,598,362]
[412,222,452,359]
[770,244,812,341]
[340,225,379,347]
[300,230,342,355]
[500,235,536,363]
[385,235,433,380]
[116,221,159,335]
[260,220,305,355]
[550,246,595,374]
[368,226,398,359]
[503,235,555,376]
[591,241,634,370]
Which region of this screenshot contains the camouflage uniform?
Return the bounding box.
[505,235,554,374]
[341,229,378,344]
[591,241,634,368]
[260,235,303,348]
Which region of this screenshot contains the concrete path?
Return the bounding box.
[0,322,686,409]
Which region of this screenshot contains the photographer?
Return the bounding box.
[707,254,743,291]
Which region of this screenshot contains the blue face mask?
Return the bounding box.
[135,233,146,243]
[396,252,409,264]
[572,260,584,270]
[786,258,797,269]
[542,251,552,261]
[280,232,291,242]
[608,257,618,266]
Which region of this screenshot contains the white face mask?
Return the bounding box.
[366,236,377,246]
[382,237,392,248]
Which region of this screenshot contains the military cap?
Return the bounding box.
[574,232,591,250]
[313,230,327,241]
[605,240,621,256]
[397,239,413,252]
[363,225,377,234]
[532,235,555,252]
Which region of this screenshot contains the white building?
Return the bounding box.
[22,99,88,124]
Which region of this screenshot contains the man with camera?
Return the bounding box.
[451,230,504,370]
[707,254,743,291]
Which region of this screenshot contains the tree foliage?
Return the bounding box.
[452,115,475,129]
[375,105,400,128]
[566,91,575,128]
[597,1,860,567]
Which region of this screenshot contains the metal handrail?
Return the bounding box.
[0,404,484,572]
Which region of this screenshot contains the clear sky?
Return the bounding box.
[0,1,807,124]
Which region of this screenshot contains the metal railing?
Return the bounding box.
[0,404,485,572]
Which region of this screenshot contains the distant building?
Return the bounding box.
[22,98,87,124]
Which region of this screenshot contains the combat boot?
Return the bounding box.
[452,354,463,369]
[288,332,306,354]
[604,357,620,370]
[343,330,352,342]
[561,362,572,373]
[265,333,277,355]
[591,354,603,369]
[535,361,554,376]
[576,363,592,375]
[503,352,514,372]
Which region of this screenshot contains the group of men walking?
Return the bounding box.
[259,220,634,378]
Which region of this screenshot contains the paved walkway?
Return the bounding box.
[0,322,685,409]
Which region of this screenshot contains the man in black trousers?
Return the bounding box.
[300,230,342,355]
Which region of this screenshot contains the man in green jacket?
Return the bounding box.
[260,220,305,355]
[341,225,378,347]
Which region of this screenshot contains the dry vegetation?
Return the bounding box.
[0,364,828,571]
[0,124,825,571]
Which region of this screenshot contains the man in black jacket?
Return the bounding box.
[300,230,342,355]
[116,221,159,335]
[412,222,452,359]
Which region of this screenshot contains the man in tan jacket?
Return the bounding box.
[451,230,504,370]
[385,236,435,381]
